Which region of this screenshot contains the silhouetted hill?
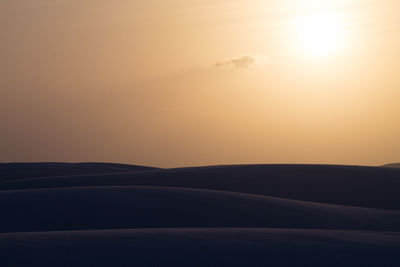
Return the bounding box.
[1,186,399,233]
[1,163,399,266]
[1,164,400,211]
[383,163,400,169]
[0,162,158,182]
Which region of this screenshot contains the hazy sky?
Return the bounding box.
[1,0,399,167]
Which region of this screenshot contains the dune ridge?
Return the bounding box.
[1,164,400,211]
[0,162,158,182]
[383,163,400,169]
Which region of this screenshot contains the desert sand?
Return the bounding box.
[1,163,399,266]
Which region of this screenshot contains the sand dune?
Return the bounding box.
[1,163,399,266]
[0,162,158,182]
[1,164,400,210]
[383,163,400,169]
[1,186,400,233]
[1,228,399,266]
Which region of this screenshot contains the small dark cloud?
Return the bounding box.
[215,54,266,68]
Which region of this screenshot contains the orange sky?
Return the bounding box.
[1,0,399,167]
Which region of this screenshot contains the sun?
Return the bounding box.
[292,12,348,57]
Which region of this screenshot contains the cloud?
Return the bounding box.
[215,54,267,68]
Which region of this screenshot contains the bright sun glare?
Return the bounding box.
[293,12,347,57]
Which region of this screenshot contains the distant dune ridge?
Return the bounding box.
[0,162,158,182]
[383,163,400,169]
[1,163,400,266]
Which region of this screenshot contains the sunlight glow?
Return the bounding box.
[292,12,348,57]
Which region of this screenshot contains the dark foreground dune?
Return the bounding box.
[1,186,400,233]
[1,228,400,267]
[1,163,399,266]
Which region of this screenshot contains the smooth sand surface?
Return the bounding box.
[2,164,400,210]
[1,186,400,233]
[1,228,400,266]
[1,163,399,266]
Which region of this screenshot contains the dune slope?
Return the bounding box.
[1,164,400,210]
[1,186,400,233]
[1,228,400,267]
[1,163,399,266]
[0,162,158,182]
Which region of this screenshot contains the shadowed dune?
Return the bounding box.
[1,228,400,267]
[1,186,400,233]
[383,163,400,169]
[0,162,158,182]
[1,164,400,211]
[1,163,399,266]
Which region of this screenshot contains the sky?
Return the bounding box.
[1,0,399,167]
